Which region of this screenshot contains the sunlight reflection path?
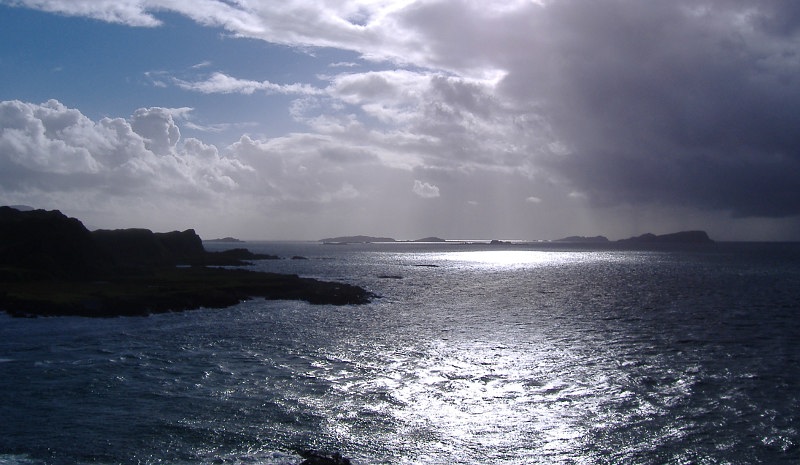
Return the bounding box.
[384,340,602,464]
[422,249,628,271]
[312,337,625,464]
[296,247,680,463]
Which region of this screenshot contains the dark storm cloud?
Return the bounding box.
[492,0,800,217]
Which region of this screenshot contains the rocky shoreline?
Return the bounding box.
[0,268,373,318]
[0,207,373,317]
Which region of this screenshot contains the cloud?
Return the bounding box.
[355,0,800,218]
[4,1,800,238]
[0,99,397,211]
[329,61,359,68]
[149,0,800,219]
[0,99,252,198]
[0,99,396,235]
[490,0,800,218]
[182,121,253,134]
[0,99,101,175]
[5,0,162,26]
[3,1,489,71]
[413,180,439,198]
[2,98,796,240]
[525,196,542,204]
[130,107,182,154]
[173,72,323,96]
[317,68,548,174]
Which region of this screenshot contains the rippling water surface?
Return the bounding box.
[1,242,799,464]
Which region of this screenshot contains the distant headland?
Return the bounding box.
[0,207,372,317]
[413,236,447,243]
[616,230,714,244]
[554,231,713,244]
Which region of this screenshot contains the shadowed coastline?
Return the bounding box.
[0,207,372,317]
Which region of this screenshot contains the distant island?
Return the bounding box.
[489,239,512,245]
[320,235,396,244]
[0,207,372,317]
[413,236,447,242]
[554,235,610,243]
[553,231,713,244]
[319,231,714,245]
[320,235,447,243]
[205,236,244,243]
[617,230,714,244]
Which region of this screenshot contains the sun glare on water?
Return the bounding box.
[431,250,584,269]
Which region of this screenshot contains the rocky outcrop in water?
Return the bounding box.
[297,450,352,465]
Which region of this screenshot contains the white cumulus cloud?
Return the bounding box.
[0,99,253,201]
[413,180,439,198]
[173,72,323,96]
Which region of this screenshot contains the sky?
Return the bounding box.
[1,0,799,241]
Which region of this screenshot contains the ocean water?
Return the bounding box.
[1,241,799,464]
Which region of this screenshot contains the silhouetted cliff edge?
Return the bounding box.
[0,207,372,317]
[0,206,106,279]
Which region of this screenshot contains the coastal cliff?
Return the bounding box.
[0,206,108,279]
[0,207,372,317]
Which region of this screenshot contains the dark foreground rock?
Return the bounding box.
[0,267,372,317]
[297,450,352,465]
[0,206,277,278]
[94,230,278,268]
[0,207,373,317]
[0,206,108,279]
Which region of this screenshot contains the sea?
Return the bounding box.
[1,240,799,465]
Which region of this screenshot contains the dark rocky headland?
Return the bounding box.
[0,207,372,317]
